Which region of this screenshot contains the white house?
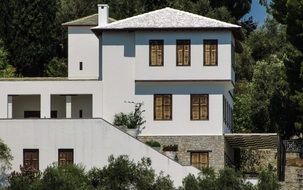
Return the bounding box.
[0,4,278,186]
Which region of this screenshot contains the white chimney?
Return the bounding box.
[98,4,109,27]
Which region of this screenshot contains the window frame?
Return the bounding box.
[176,39,191,66]
[149,40,164,66]
[153,94,172,121]
[58,149,74,166]
[23,149,39,170]
[190,151,209,169]
[203,39,218,66]
[190,94,209,121]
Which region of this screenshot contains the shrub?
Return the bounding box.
[145,140,161,147]
[8,166,41,190]
[257,166,280,190]
[39,164,90,190]
[113,102,146,129]
[181,167,256,190]
[87,155,175,190]
[163,145,178,151]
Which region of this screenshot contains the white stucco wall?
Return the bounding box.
[135,31,233,80]
[0,80,102,119]
[101,31,233,135]
[0,119,199,187]
[68,27,100,79]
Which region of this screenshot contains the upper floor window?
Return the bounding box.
[154,94,172,120]
[176,40,191,66]
[190,152,209,170]
[204,40,218,66]
[23,149,39,170]
[149,40,164,66]
[191,94,209,120]
[58,149,74,165]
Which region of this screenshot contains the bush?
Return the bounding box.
[181,167,256,190]
[8,166,41,190]
[257,166,280,190]
[113,102,146,129]
[163,145,178,151]
[145,140,161,147]
[87,155,175,190]
[39,164,90,190]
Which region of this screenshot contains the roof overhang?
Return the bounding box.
[225,133,278,149]
[92,27,244,53]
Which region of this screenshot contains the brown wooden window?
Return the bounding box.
[154,94,172,120]
[190,152,209,170]
[204,40,218,66]
[176,40,190,66]
[191,95,209,120]
[150,40,164,66]
[23,149,39,170]
[58,149,74,165]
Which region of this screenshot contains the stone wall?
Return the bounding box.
[138,135,226,171]
[281,153,303,190]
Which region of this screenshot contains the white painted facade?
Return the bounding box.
[0,119,199,186]
[0,5,238,186]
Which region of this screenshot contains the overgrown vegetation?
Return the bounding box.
[4,154,279,190]
[7,155,175,190]
[181,167,279,190]
[145,140,161,148]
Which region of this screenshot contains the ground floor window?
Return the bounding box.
[23,149,39,170]
[190,152,209,170]
[58,149,74,165]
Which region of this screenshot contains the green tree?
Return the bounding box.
[0,40,15,78]
[39,164,90,190]
[0,0,58,77]
[181,167,255,190]
[257,166,280,190]
[250,55,288,132]
[0,139,12,188]
[87,155,174,189]
[46,57,68,77]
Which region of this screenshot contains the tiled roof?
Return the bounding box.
[62,14,116,26]
[93,7,240,30]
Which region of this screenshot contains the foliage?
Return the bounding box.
[181,167,255,190]
[113,102,146,129]
[145,140,161,147]
[0,139,12,188]
[46,57,68,77]
[87,155,174,190]
[257,166,280,190]
[250,55,288,133]
[39,164,90,190]
[0,40,15,78]
[162,145,178,152]
[8,166,41,190]
[0,0,58,77]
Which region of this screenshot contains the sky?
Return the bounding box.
[243,0,268,26]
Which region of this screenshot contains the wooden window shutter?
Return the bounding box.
[191,95,208,120]
[177,40,190,66]
[59,149,74,165]
[154,94,172,120]
[150,40,163,66]
[204,40,218,66]
[23,149,39,170]
[191,152,209,170]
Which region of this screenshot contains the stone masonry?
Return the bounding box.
[138,135,227,171]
